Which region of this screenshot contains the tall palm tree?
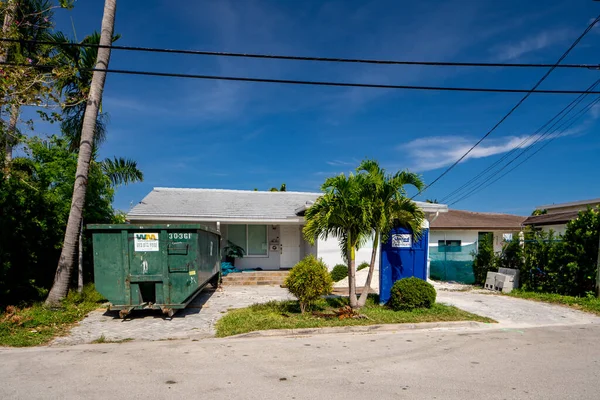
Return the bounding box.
[46,0,117,306]
[303,173,371,308]
[355,160,425,307]
[51,30,120,151]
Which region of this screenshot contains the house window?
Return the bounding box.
[438,240,462,252]
[228,224,268,257]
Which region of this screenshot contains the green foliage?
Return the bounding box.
[223,240,245,259]
[284,255,333,313]
[330,264,348,282]
[387,277,436,311]
[0,284,105,347]
[517,209,599,296]
[531,209,547,216]
[0,137,116,307]
[215,297,491,337]
[357,261,369,271]
[472,233,497,285]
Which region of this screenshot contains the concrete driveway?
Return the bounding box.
[437,290,600,329]
[52,286,293,345]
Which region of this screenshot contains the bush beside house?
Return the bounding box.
[330,264,348,282]
[284,255,333,313]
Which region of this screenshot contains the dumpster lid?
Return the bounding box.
[86,223,220,235]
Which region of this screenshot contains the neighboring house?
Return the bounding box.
[428,209,526,284]
[127,188,447,271]
[522,198,600,235]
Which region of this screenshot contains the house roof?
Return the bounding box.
[522,210,581,227]
[430,209,526,230]
[127,187,447,223]
[537,197,600,210]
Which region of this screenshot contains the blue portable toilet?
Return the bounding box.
[379,226,429,304]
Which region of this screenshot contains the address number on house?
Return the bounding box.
[168,233,193,240]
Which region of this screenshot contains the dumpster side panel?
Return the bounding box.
[93,230,127,306]
[167,229,201,304]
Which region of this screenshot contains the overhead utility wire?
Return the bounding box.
[0,37,598,70]
[445,89,599,204]
[410,14,600,200]
[440,79,600,204]
[2,61,600,94]
[449,95,600,205]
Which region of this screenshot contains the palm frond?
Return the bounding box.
[100,157,144,187]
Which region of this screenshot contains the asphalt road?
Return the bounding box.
[2,324,599,399]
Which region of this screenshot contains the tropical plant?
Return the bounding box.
[46,0,117,306]
[284,255,333,313]
[387,277,436,311]
[223,240,245,267]
[303,173,370,308]
[354,159,424,307]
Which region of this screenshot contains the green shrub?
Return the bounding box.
[330,264,348,282]
[357,262,370,271]
[285,255,333,313]
[472,233,497,285]
[387,277,436,311]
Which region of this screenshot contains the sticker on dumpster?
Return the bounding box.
[189,270,196,276]
[134,233,159,252]
[391,234,412,248]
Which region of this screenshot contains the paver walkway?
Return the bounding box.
[52,286,292,345]
[437,290,600,328]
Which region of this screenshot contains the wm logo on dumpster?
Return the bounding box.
[134,232,159,252]
[135,233,158,240]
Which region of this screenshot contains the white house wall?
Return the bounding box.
[317,235,381,271]
[430,229,520,253]
[539,224,567,236]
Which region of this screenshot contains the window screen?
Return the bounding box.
[228,225,247,253]
[247,225,268,256]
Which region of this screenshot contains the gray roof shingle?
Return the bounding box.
[127,188,322,221]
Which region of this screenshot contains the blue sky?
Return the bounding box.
[42,0,600,215]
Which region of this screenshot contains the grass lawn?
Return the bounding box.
[0,285,105,347]
[506,290,600,316]
[215,296,495,337]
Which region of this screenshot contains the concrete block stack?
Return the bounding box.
[484,268,520,293]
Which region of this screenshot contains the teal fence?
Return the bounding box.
[429,243,477,284]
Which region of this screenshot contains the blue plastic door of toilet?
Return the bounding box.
[379,227,429,304]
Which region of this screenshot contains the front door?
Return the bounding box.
[280,225,300,268]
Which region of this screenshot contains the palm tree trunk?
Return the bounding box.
[0,1,16,64]
[4,104,19,168]
[347,237,358,309]
[357,230,379,307]
[45,0,117,306]
[77,219,84,293]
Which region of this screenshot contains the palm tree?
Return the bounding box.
[355,160,425,307]
[303,173,371,308]
[51,30,120,151]
[46,0,117,306]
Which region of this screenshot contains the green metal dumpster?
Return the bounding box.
[88,224,221,318]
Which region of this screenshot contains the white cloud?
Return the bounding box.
[326,160,355,166]
[492,28,572,61]
[401,128,582,172]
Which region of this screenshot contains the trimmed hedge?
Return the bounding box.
[330,264,348,282]
[387,277,436,311]
[357,262,370,271]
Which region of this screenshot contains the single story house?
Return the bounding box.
[428,209,526,284]
[522,197,600,235]
[127,187,448,271]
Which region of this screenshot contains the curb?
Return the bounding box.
[227,320,490,339]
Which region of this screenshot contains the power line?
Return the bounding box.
[440,79,600,204]
[449,95,600,205]
[410,14,600,200]
[3,61,600,94]
[1,37,599,70]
